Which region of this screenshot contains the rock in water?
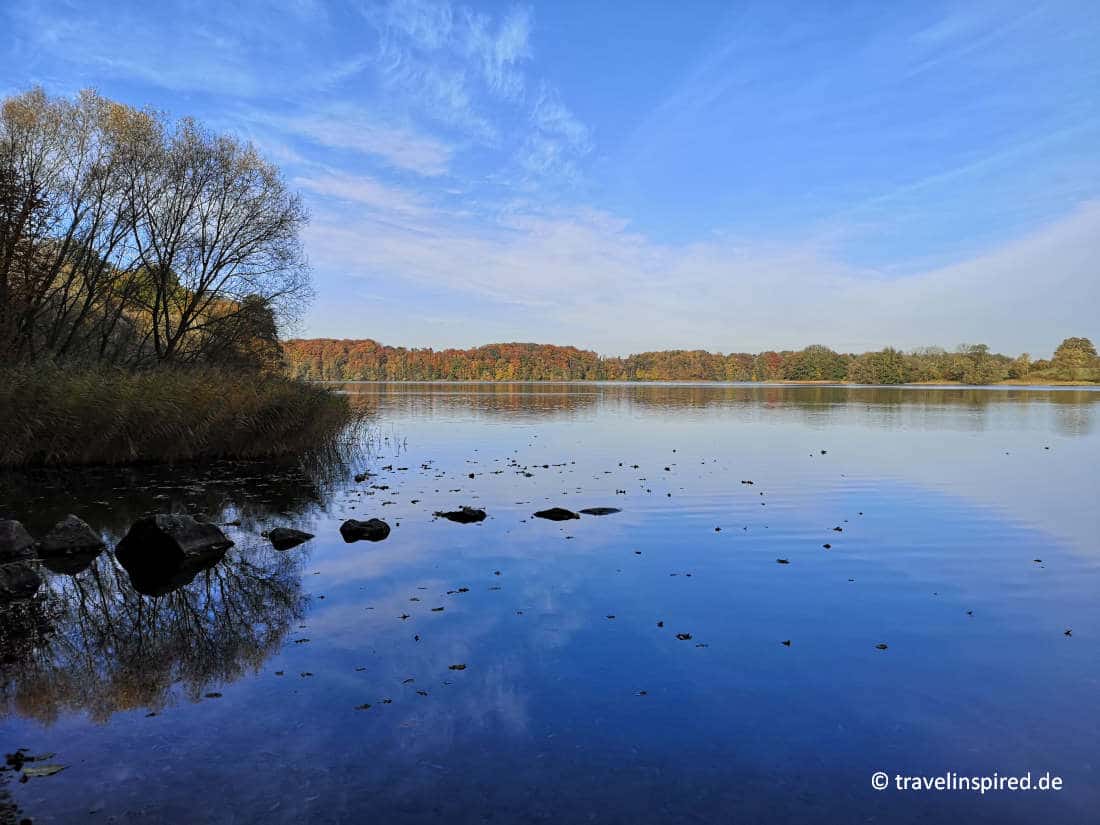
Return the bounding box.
[579,507,621,516]
[533,507,580,521]
[339,518,391,542]
[433,507,487,524]
[0,520,35,563]
[0,562,42,600]
[36,515,105,573]
[0,520,41,600]
[267,527,315,551]
[116,514,233,596]
[117,514,233,561]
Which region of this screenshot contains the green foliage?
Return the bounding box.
[1046,337,1100,381]
[0,365,353,467]
[782,345,849,381]
[847,348,910,385]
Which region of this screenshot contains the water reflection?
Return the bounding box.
[0,537,305,724]
[0,452,353,538]
[340,381,1099,436]
[1,384,1098,824]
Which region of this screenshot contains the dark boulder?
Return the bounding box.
[36,514,105,559]
[579,507,621,516]
[533,507,580,521]
[267,527,315,551]
[117,514,233,562]
[339,518,391,542]
[41,551,102,577]
[1,520,35,563]
[0,562,41,601]
[0,520,41,600]
[433,507,486,524]
[116,514,233,596]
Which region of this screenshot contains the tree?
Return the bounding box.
[0,88,310,368]
[848,347,909,384]
[783,345,847,381]
[1052,337,1097,371]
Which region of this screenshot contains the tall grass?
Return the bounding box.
[0,365,356,467]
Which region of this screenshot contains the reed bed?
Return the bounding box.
[0,365,356,467]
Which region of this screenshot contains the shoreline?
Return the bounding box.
[317,378,1100,389]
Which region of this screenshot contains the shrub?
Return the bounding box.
[0,365,354,467]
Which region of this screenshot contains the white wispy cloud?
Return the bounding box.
[302,197,1100,357]
[274,110,454,176]
[295,172,429,215]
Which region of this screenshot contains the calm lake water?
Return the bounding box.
[2,383,1099,824]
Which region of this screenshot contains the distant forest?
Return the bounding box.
[284,337,1100,385]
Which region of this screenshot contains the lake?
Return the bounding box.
[2,383,1099,824]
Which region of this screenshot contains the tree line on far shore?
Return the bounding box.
[283,337,1100,385]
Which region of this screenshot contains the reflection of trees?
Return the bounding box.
[0,452,352,538]
[340,382,1098,435]
[0,538,305,724]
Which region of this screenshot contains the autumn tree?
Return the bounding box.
[1052,337,1097,372]
[0,88,310,368]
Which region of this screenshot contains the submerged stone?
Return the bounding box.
[267,527,315,550]
[115,514,233,596]
[340,518,391,542]
[0,520,35,563]
[36,514,104,559]
[0,520,42,601]
[533,507,580,521]
[0,562,42,601]
[434,507,486,524]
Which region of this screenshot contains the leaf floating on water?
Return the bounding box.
[22,765,67,779]
[402,678,415,684]
[657,621,664,628]
[822,544,831,549]
[355,703,371,711]
[875,644,888,651]
[448,664,467,671]
[431,607,444,612]
[676,633,693,641]
[416,690,428,696]
[1064,629,1073,637]
[781,640,792,647]
[776,558,790,564]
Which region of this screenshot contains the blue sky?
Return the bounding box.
[3,0,1098,355]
